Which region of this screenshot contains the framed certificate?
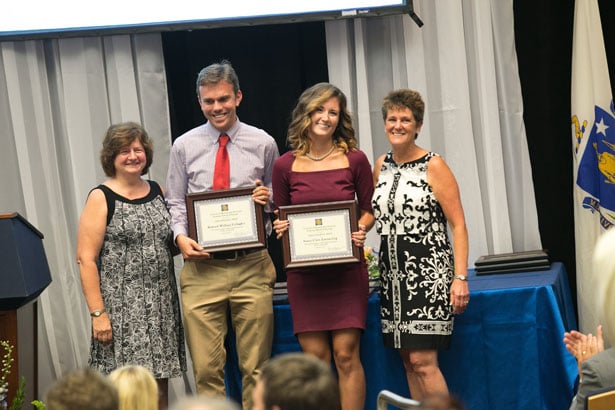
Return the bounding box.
[186,187,266,252]
[278,200,361,269]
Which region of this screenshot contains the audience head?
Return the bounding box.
[46,368,119,410]
[593,228,615,345]
[100,121,153,177]
[170,396,240,410]
[108,365,158,410]
[287,82,356,155]
[252,352,340,410]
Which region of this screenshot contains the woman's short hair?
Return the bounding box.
[287,82,356,156]
[381,89,425,124]
[100,122,153,177]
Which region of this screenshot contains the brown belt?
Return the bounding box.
[210,248,262,260]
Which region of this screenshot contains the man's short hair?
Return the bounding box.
[260,353,340,410]
[46,368,118,410]
[195,60,240,96]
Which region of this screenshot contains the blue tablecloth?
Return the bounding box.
[226,262,578,410]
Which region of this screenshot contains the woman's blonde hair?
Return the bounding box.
[109,365,158,410]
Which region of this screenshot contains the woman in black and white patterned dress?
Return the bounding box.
[77,122,186,410]
[371,89,469,401]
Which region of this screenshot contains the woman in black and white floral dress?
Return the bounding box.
[77,122,185,409]
[372,89,469,401]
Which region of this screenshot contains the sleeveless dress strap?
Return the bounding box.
[148,180,164,198]
[91,181,161,226]
[94,185,116,226]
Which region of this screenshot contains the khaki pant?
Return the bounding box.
[180,249,276,409]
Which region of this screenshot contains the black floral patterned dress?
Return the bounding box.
[372,152,454,349]
[90,181,186,378]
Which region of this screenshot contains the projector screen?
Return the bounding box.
[0,0,410,40]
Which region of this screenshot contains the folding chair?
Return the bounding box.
[586,386,615,410]
[377,390,422,410]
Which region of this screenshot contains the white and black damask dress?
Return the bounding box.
[372,152,454,350]
[90,181,186,378]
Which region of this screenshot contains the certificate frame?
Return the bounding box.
[186,187,266,252]
[278,200,360,269]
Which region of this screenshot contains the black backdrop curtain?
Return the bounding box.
[162,22,329,152]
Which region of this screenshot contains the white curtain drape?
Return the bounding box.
[0,33,180,398]
[325,0,542,263]
[0,0,543,402]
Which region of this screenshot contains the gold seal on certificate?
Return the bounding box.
[278,200,361,268]
[186,187,266,252]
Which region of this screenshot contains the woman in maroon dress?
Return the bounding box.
[272,83,375,410]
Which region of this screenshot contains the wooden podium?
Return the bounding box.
[0,213,52,404]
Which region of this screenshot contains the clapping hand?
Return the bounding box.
[563,324,604,377]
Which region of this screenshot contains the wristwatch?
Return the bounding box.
[90,308,106,318]
[454,274,468,281]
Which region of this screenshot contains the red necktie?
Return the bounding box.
[213,134,230,190]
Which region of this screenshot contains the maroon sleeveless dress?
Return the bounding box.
[272,150,374,333]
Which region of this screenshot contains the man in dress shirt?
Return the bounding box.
[166,60,279,409]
